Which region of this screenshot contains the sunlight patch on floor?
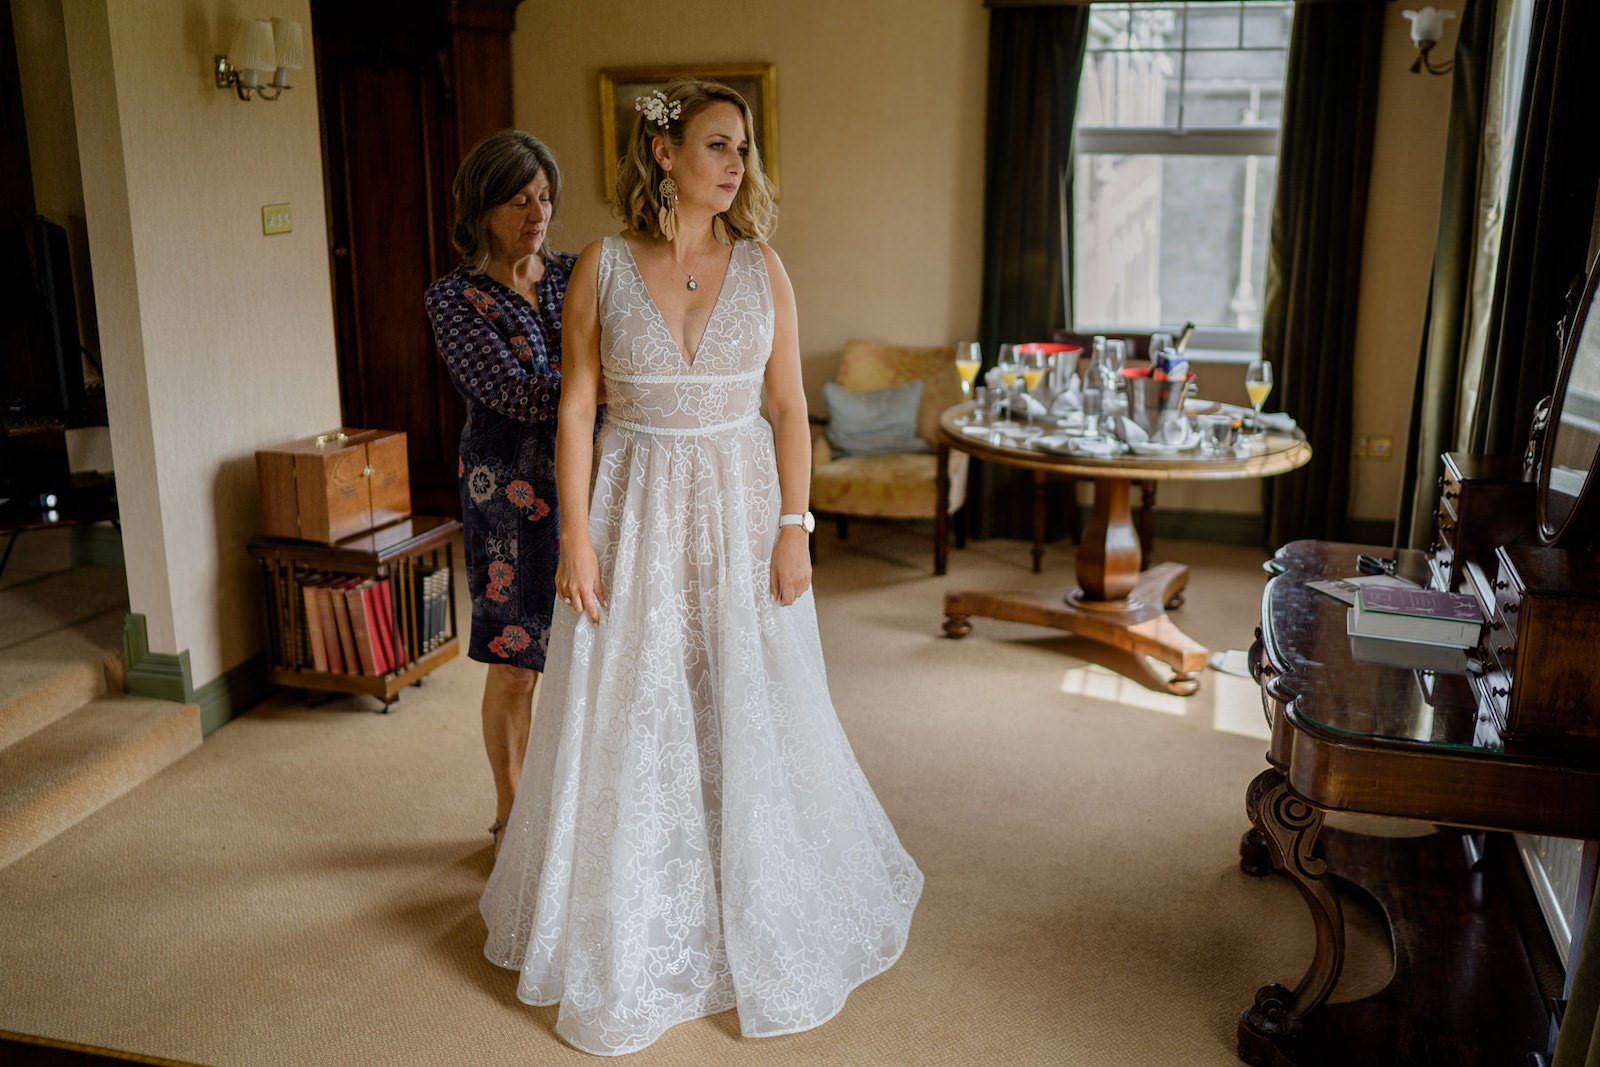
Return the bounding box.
[1059,664,1190,716]
[1208,671,1273,740]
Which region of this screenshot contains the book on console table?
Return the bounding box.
[1345,615,1475,673]
[1351,586,1484,647]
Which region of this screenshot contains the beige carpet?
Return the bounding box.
[0,525,1396,1066]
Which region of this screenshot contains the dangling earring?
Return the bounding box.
[658,175,680,241]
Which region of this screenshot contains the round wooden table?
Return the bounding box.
[935,404,1312,694]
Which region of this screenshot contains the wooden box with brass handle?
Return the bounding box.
[256,428,410,544]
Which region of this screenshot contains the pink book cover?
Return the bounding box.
[361,581,391,675]
[1358,586,1483,622]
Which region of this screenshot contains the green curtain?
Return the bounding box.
[970,4,1089,540]
[1469,0,1600,457]
[1557,879,1600,1067]
[1259,0,1385,549]
[1395,0,1496,551]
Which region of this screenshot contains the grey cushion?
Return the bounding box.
[822,380,931,457]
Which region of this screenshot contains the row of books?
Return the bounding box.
[286,567,451,676]
[1346,584,1485,673]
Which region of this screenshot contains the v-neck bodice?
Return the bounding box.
[597,235,774,435]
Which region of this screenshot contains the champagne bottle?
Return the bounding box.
[1174,321,1196,354]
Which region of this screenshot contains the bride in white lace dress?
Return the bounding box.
[478,81,922,1056]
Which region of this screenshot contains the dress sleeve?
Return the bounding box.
[424,273,561,424]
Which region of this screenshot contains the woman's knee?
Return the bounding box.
[487,663,538,695]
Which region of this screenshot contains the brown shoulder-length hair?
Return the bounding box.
[450,130,562,272]
[615,79,777,242]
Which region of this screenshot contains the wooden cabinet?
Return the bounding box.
[256,429,411,544]
[1428,451,1534,591]
[311,0,524,518]
[1468,544,1600,747]
[248,516,461,709]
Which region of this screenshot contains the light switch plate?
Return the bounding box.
[261,203,293,235]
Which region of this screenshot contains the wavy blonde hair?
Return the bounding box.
[615,79,777,242]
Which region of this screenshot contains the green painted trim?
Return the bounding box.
[193,653,270,736]
[123,615,273,735]
[68,523,124,568]
[1148,509,1262,546]
[123,613,194,705]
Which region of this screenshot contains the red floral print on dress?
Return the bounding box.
[528,496,551,522]
[464,287,499,319]
[509,335,533,363]
[506,480,535,509]
[498,625,532,653]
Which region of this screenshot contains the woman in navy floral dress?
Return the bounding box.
[424,130,574,853]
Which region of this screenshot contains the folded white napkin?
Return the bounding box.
[1049,378,1082,415]
[1256,411,1298,433]
[1067,437,1122,457]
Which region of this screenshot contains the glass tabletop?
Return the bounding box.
[1262,540,1496,755]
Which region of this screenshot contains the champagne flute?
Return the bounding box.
[997,344,1021,419]
[1245,359,1273,431]
[955,342,983,404]
[1020,350,1047,430]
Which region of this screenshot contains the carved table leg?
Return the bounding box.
[943,614,972,638]
[1239,827,1272,877]
[1239,768,1344,1055]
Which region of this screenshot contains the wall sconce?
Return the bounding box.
[1401,6,1456,75]
[214,17,304,101]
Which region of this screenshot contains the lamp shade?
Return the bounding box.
[229,18,276,73]
[272,18,304,71]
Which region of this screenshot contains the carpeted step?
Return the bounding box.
[0,694,201,870]
[0,566,130,652]
[0,611,124,752]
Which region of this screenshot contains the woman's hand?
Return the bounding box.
[556,536,605,624]
[770,527,812,606]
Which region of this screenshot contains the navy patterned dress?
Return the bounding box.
[424,255,575,671]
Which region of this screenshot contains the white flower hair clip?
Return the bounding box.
[634,89,682,129]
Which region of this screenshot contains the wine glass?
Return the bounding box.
[954,342,983,403]
[1245,359,1273,430]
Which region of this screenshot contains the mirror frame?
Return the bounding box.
[1537,251,1600,547]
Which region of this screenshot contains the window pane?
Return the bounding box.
[1181,49,1285,128]
[1078,50,1182,128]
[1242,3,1294,48]
[1183,2,1242,49]
[1074,153,1276,333]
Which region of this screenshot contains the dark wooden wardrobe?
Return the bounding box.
[312,0,524,517]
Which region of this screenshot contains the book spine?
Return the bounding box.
[375,577,402,670]
[346,581,381,676]
[316,585,344,673]
[331,581,359,674]
[302,576,328,673]
[361,581,391,675]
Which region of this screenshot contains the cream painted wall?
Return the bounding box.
[511,0,988,402]
[513,1,1453,527]
[1346,0,1459,522]
[59,0,341,683]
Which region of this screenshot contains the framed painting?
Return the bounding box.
[597,63,779,200]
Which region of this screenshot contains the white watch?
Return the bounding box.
[779,511,815,533]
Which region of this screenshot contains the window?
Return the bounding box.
[1073,1,1293,351]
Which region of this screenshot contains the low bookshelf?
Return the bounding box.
[247,515,462,709]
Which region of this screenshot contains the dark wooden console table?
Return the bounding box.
[1241,540,1600,1066]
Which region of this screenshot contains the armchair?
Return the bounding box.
[810,340,968,573]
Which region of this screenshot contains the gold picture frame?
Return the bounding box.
[597,63,779,200]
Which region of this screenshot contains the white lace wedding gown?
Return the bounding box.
[479,236,923,1056]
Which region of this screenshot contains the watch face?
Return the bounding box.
[803,512,815,533]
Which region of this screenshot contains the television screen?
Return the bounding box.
[0,214,84,419]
